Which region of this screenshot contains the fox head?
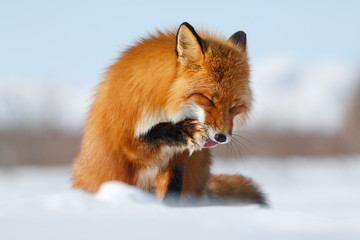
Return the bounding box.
[167,22,252,147]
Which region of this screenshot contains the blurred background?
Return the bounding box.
[1,0,360,166]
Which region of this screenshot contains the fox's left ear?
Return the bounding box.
[176,22,205,66]
[229,31,247,50]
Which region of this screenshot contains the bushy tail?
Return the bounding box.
[205,175,268,206]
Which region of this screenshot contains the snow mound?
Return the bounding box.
[96,181,159,204]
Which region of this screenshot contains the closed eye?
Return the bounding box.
[189,93,215,107]
[230,104,246,114]
[200,94,215,107]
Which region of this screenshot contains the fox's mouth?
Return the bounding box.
[202,138,219,148]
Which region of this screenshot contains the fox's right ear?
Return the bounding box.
[229,31,247,51]
[176,22,205,66]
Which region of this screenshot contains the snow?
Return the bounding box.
[1,156,360,240]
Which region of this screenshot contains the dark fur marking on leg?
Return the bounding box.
[163,164,184,203]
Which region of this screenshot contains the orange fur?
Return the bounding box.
[72,23,265,205]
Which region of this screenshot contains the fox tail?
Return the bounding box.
[205,174,268,206]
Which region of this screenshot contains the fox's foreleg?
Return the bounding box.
[138,119,208,200]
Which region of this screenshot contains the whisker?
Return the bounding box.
[232,132,264,151]
[229,139,244,162]
[224,143,229,162]
[231,137,252,155]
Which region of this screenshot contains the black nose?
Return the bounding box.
[214,133,227,143]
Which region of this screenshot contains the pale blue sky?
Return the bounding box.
[1,0,360,131]
[1,0,360,87]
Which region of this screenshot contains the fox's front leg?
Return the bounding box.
[140,119,208,200]
[156,149,212,202]
[141,119,208,154]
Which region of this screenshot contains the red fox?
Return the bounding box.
[72,22,266,205]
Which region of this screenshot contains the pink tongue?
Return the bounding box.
[202,139,218,148]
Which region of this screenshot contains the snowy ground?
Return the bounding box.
[1,156,360,240]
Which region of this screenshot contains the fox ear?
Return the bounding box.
[176,22,205,65]
[229,31,247,50]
